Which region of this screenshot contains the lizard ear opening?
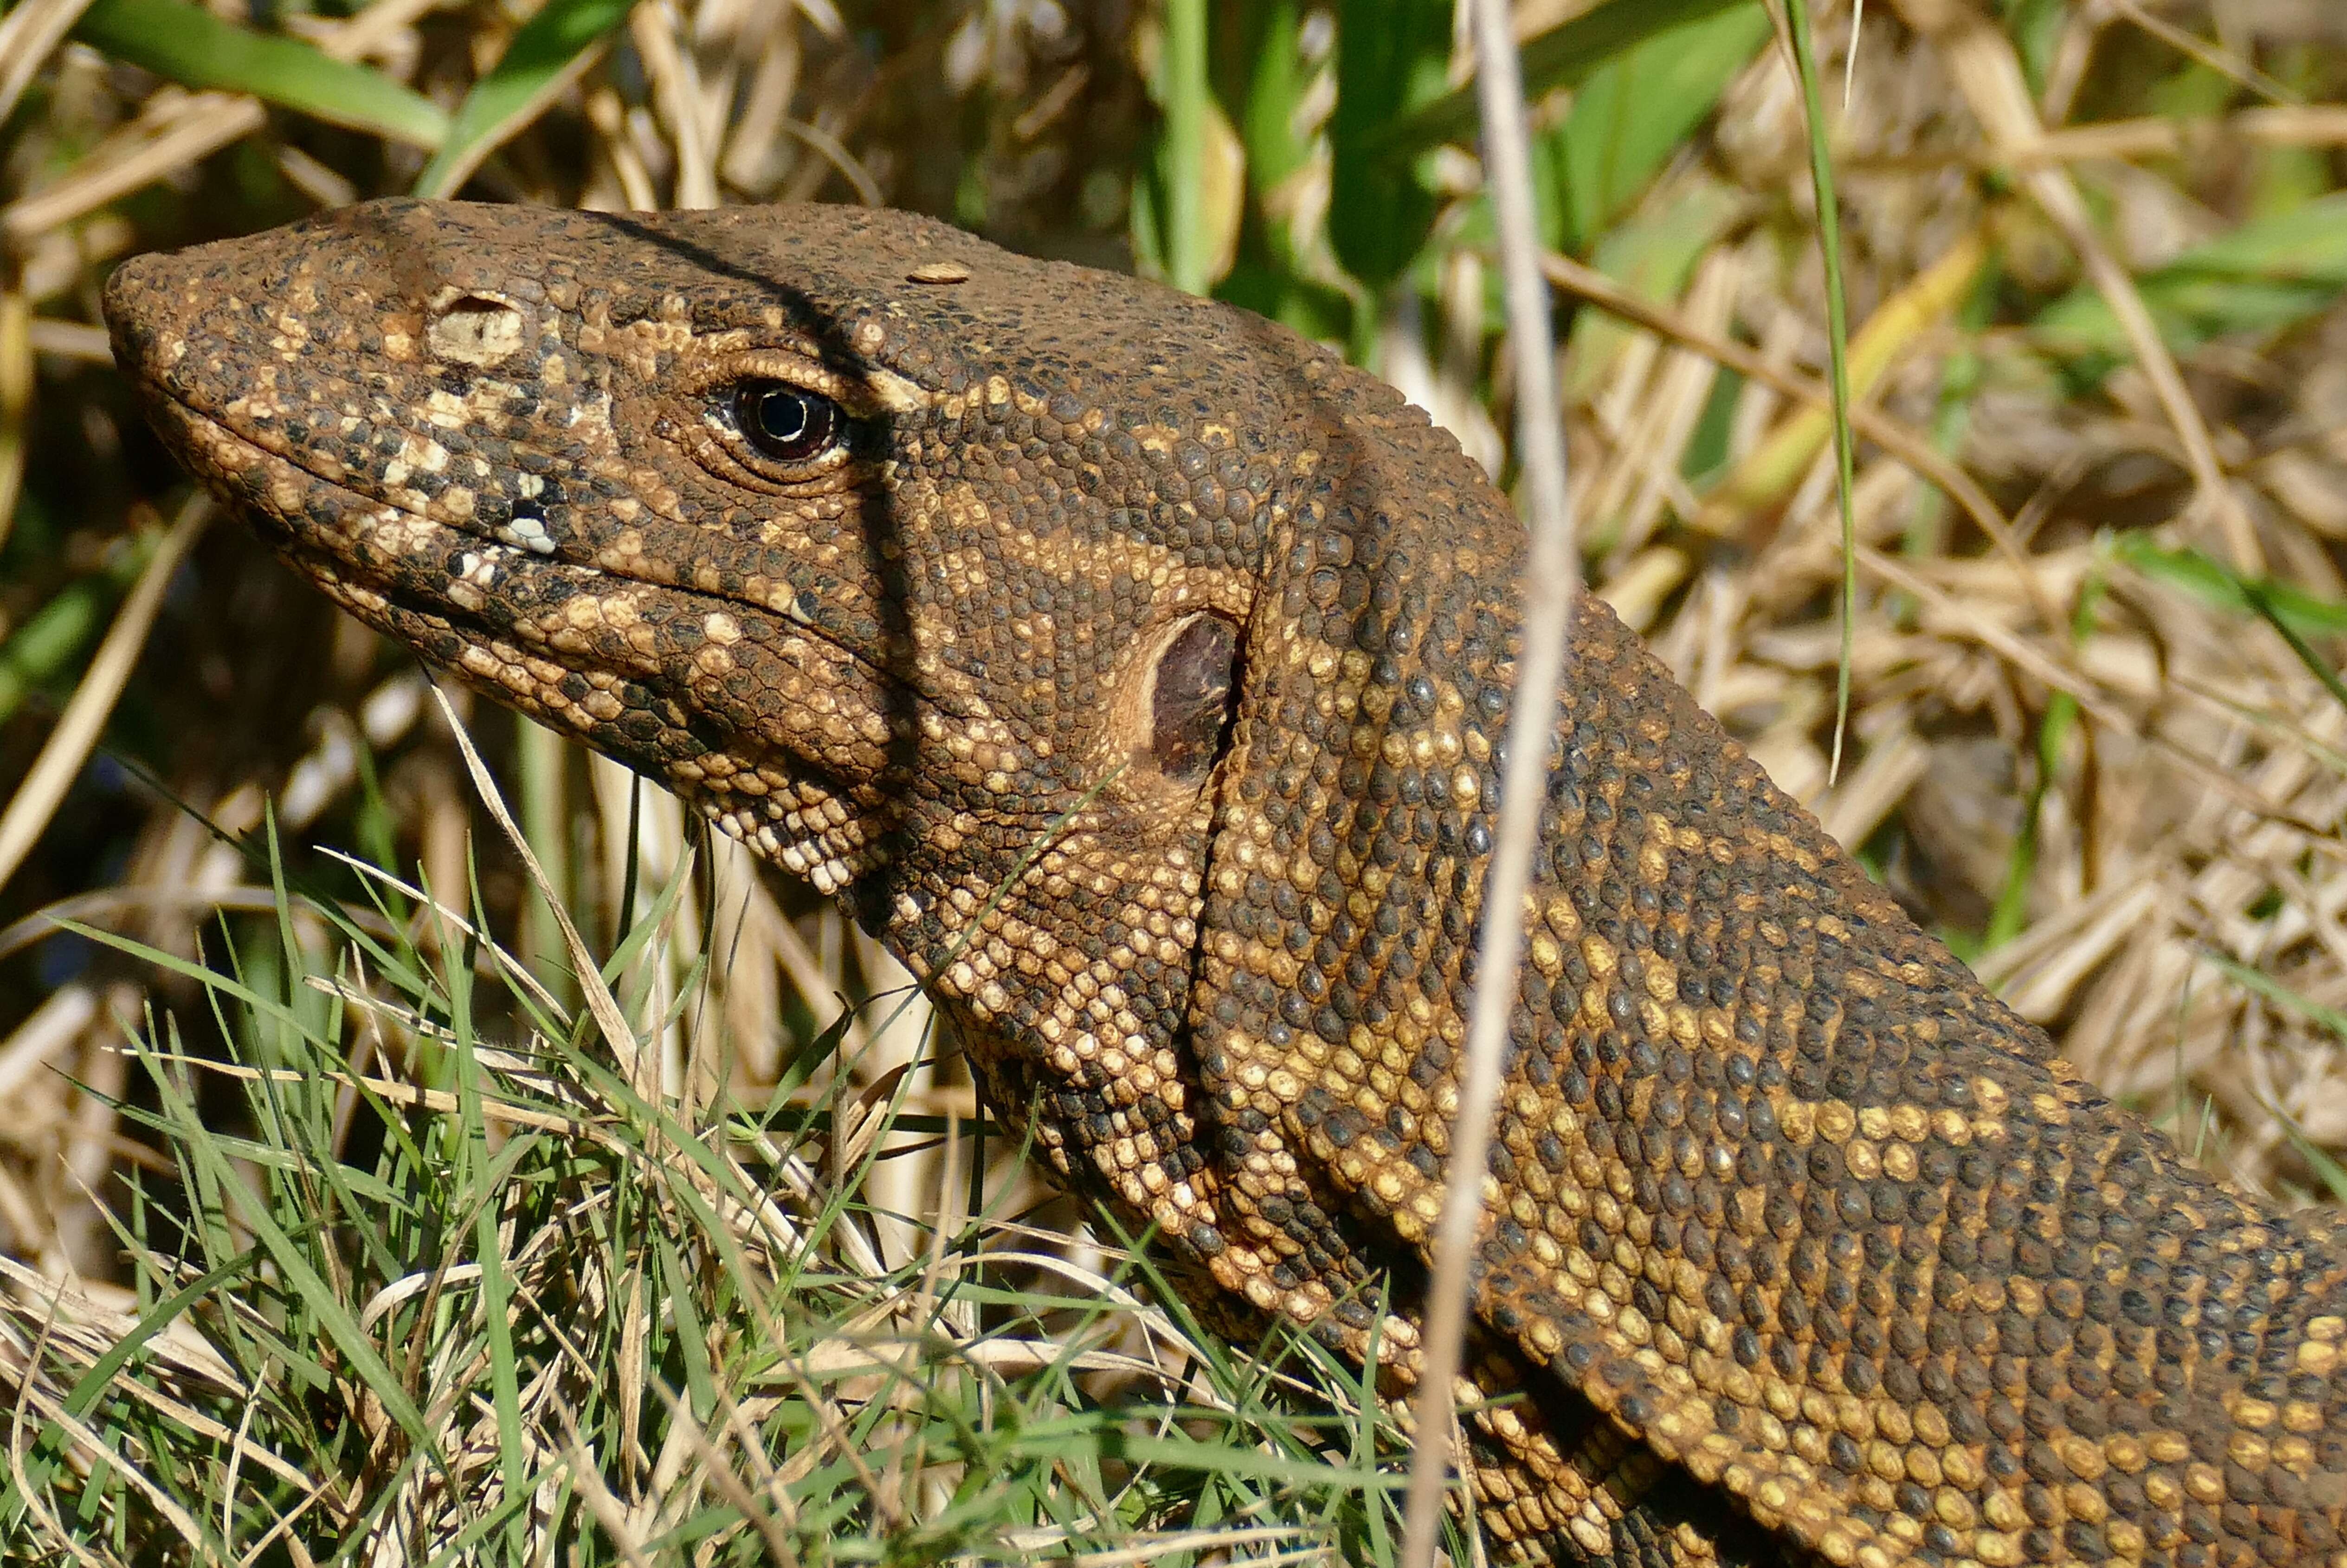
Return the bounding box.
[1144,613,1241,788]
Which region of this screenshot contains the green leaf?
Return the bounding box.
[1559,176,1747,400]
[72,0,448,149]
[0,543,145,724]
[139,1028,438,1454]
[1370,0,1760,160]
[2034,193,2347,367]
[1237,0,1314,197]
[1210,2,1349,327]
[1099,1431,1399,1490]
[2201,959,2347,1201]
[413,0,635,199]
[1553,4,1770,251]
[1328,0,1452,293]
[0,1244,261,1521]
[2288,1126,2347,1207]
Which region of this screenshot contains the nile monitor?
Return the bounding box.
[102,198,2347,1568]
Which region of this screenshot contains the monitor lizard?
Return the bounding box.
[102,198,2347,1568]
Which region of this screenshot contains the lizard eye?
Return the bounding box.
[731,380,844,463]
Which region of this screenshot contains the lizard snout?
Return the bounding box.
[101,246,200,395]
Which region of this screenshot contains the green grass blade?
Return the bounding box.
[1779,0,1861,781]
[655,1232,719,1421]
[516,719,574,1011]
[412,0,634,198]
[0,1244,261,1530]
[139,1043,439,1455]
[1099,1431,1396,1491]
[2281,1119,2347,1207]
[2204,949,2347,1045]
[1372,0,1759,158]
[453,1017,530,1559]
[73,0,448,148]
[2112,533,2347,633]
[2035,192,2347,372]
[1985,573,2101,950]
[1158,0,1212,295]
[2115,532,2347,719]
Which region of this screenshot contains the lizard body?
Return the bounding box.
[103,199,2347,1568]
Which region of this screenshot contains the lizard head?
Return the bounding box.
[105,198,1352,1222]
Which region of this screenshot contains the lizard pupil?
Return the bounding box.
[735,380,840,462]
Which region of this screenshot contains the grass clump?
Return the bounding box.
[0,794,1412,1564]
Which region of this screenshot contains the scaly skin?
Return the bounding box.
[105,199,2347,1568]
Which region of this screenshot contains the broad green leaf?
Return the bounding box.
[1553,4,1771,251]
[1372,0,1758,159]
[73,0,447,149]
[1238,0,1314,198]
[1209,1,1353,333]
[2034,193,2347,366]
[1559,176,1747,400]
[1328,0,1451,293]
[413,0,634,198]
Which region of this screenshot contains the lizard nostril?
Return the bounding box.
[426,294,525,367]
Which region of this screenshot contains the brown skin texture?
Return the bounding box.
[106,199,2347,1568]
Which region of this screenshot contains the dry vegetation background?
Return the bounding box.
[0,0,2343,1559]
